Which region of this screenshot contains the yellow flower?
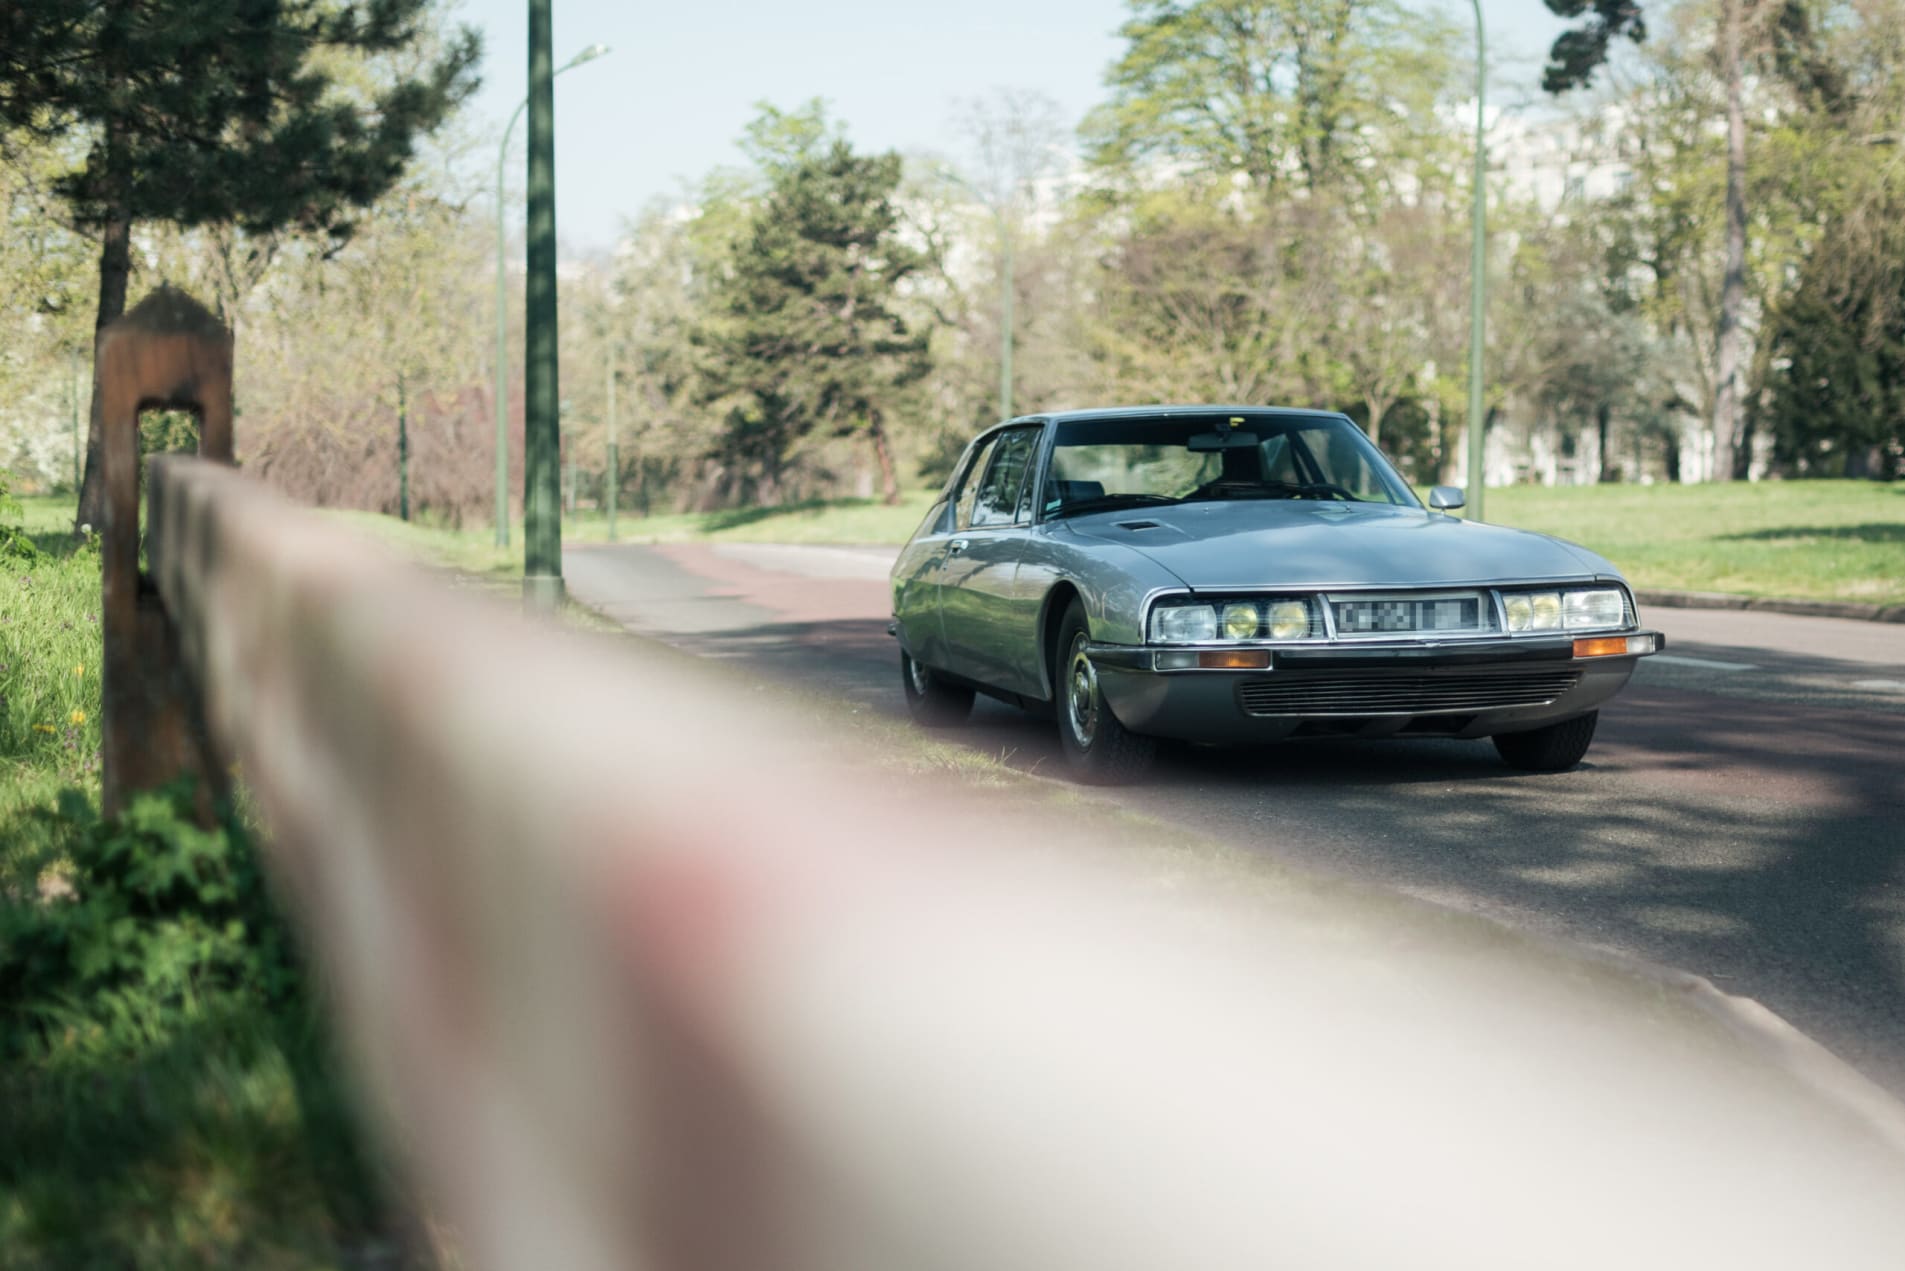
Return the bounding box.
[70,709,86,725]
[73,664,84,677]
[34,724,56,734]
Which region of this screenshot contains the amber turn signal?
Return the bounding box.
[1572,636,1632,658]
[1196,649,1272,670]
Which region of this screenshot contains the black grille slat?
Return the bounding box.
[1237,670,1580,717]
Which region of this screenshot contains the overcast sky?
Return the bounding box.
[449,0,1579,253]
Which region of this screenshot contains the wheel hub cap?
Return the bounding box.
[1067,639,1099,747]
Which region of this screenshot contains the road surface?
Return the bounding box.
[567,541,1905,1094]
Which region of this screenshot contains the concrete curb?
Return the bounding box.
[1558,937,1905,1158]
[1636,588,1905,623]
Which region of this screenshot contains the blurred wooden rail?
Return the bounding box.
[103,292,1905,1271]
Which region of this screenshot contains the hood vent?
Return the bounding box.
[1116,520,1162,531]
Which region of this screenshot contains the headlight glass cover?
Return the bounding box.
[1150,598,1313,643]
[1563,589,1626,630]
[1150,603,1217,643]
[1504,588,1627,633]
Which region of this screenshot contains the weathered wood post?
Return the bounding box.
[98,287,234,820]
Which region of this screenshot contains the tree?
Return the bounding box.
[0,0,479,530]
[1085,0,1457,199]
[700,116,929,505]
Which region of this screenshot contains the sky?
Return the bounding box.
[450,0,1579,253]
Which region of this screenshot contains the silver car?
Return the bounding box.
[889,407,1663,782]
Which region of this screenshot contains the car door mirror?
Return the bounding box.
[1428,485,1465,511]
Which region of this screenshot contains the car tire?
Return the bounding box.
[901,650,974,727]
[1055,599,1155,783]
[1492,711,1598,772]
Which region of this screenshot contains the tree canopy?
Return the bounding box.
[699,118,929,504]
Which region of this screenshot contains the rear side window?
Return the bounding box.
[953,435,1002,530]
[970,427,1040,528]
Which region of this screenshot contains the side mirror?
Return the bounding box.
[1428,485,1465,511]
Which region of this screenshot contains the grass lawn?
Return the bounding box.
[1,495,419,1268]
[1484,480,1905,606]
[70,474,1899,607]
[543,480,1896,608]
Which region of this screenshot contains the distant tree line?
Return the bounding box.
[3,0,1903,529]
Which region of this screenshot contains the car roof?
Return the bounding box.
[1013,405,1349,425]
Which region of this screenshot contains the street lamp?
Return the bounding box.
[493,39,609,550]
[1465,0,1488,520]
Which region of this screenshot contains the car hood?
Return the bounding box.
[1062,500,1615,590]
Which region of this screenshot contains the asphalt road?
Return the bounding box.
[566,541,1905,1094]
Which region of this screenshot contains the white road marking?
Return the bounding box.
[1652,653,1758,673]
[1852,679,1905,692]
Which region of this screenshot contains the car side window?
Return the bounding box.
[953,435,1002,531]
[970,427,1040,528]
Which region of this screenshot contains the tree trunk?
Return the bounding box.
[1711,0,1748,484]
[869,409,900,505]
[74,210,133,533]
[1364,397,1385,447]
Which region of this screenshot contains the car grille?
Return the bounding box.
[1329,593,1492,638]
[1236,669,1582,717]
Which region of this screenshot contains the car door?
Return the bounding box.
[894,432,1001,670]
[939,425,1043,694]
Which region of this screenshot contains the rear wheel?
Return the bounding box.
[901,649,973,727]
[1492,712,1598,772]
[1055,600,1155,783]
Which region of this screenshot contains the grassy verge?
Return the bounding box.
[1,496,418,1268]
[575,480,1899,606]
[1484,480,1905,606]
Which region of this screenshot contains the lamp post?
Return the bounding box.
[1465,0,1488,520]
[494,39,609,550]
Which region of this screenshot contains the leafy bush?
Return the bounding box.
[1,784,302,1065]
[0,471,39,561]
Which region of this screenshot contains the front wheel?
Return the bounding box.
[1492,712,1598,772]
[901,650,973,727]
[1055,600,1155,783]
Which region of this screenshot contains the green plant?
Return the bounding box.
[0,784,301,1066]
[0,471,38,561]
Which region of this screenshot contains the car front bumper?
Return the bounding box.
[1084,633,1664,742]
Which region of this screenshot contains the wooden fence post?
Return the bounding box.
[98,287,235,820]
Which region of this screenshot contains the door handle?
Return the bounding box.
[948,538,970,555]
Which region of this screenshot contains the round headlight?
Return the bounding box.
[1503,594,1533,632]
[1222,603,1260,640]
[1530,593,1563,631]
[1267,601,1309,640]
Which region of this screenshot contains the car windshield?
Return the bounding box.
[1041,412,1417,519]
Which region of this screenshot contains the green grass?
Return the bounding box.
[1484,480,1905,606]
[331,480,1904,606]
[2,502,103,879]
[1,495,417,1269]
